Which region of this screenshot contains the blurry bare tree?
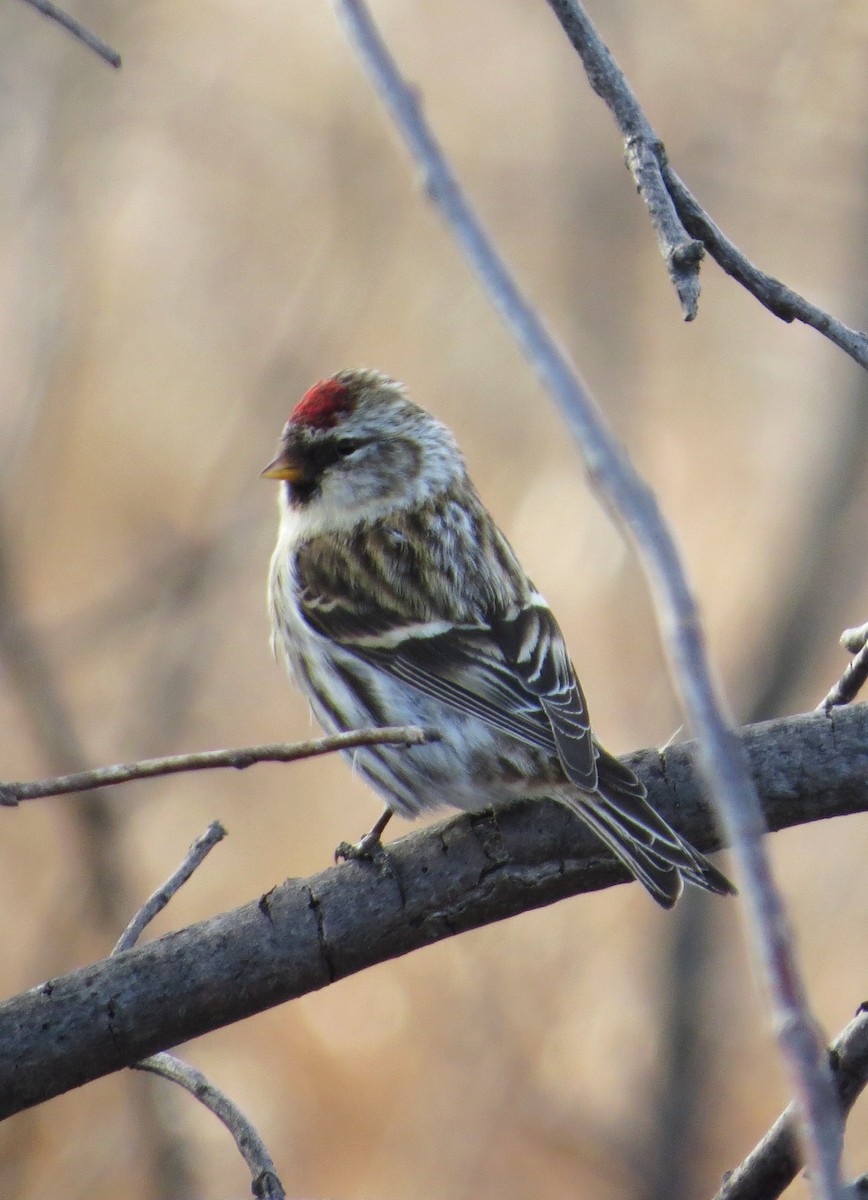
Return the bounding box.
[0,1,867,1199]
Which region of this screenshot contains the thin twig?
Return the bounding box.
[327,3,845,1197]
[664,167,868,369]
[819,623,868,713]
[113,822,227,955]
[841,623,868,653]
[543,0,702,319]
[714,1006,868,1200]
[135,1054,285,1200]
[17,0,121,68]
[544,0,868,370]
[114,825,286,1198]
[0,726,433,806]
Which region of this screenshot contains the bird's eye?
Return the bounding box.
[334,438,361,457]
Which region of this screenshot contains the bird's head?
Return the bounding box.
[262,370,465,531]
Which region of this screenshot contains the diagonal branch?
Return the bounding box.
[16,0,121,67]
[819,623,868,714]
[136,1054,285,1200]
[544,0,868,369]
[713,1005,868,1200]
[113,822,227,955]
[0,705,865,1122]
[663,167,868,367]
[543,0,703,320]
[327,3,846,1196]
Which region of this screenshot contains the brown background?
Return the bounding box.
[0,1,867,1197]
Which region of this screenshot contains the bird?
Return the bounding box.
[262,368,735,908]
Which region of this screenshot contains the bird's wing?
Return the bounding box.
[488,600,598,790]
[299,582,597,787]
[299,585,555,750]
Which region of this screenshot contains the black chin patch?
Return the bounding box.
[286,478,320,507]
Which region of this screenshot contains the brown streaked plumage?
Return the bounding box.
[264,369,735,907]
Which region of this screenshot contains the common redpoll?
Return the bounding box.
[263,369,734,908]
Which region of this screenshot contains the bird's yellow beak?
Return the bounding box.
[260,450,306,483]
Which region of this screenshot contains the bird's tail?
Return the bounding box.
[565,749,736,909]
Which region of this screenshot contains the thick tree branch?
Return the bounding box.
[544,0,868,369]
[0,706,865,1121]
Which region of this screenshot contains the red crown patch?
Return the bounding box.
[290,379,354,429]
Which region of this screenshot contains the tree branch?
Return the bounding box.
[714,1005,868,1200]
[662,167,868,367]
[16,0,121,68]
[543,0,703,320]
[113,822,227,955]
[0,705,864,1121]
[327,3,847,1195]
[135,1054,285,1200]
[544,0,868,369]
[0,726,433,806]
[820,623,868,714]
[115,824,286,1200]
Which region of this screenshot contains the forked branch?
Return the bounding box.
[544,0,868,368]
[116,822,286,1200]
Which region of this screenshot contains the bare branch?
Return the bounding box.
[842,623,868,653]
[542,0,703,319]
[113,823,227,955]
[113,824,286,1199]
[1,705,865,1121]
[820,624,868,713]
[663,167,868,369]
[136,1054,285,1200]
[0,726,434,806]
[544,0,868,370]
[16,0,121,68]
[327,3,846,1195]
[714,1006,868,1200]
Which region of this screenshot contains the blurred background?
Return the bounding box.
[0,0,866,1197]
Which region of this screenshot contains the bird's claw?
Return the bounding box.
[335,807,393,863]
[334,832,386,864]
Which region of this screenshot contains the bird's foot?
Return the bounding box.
[334,807,393,864]
[334,830,386,863]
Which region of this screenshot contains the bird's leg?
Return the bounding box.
[335,807,393,862]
